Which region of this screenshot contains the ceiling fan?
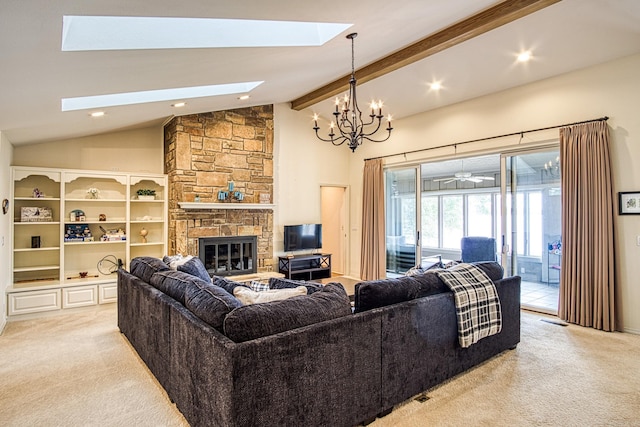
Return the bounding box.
[433,172,495,184]
[433,161,495,184]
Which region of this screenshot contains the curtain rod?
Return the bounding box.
[365,116,609,161]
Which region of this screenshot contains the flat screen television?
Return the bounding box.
[284,224,322,252]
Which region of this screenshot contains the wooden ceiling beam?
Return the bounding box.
[290,0,562,111]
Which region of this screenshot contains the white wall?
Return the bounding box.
[12,126,164,174]
[0,132,14,332]
[274,104,351,256]
[332,53,640,333]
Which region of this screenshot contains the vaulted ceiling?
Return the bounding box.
[1,0,639,146]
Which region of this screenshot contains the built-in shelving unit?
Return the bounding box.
[8,166,167,317]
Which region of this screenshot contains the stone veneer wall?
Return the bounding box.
[164,105,274,273]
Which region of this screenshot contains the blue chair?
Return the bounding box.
[460,237,497,263]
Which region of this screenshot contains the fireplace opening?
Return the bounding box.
[199,236,258,277]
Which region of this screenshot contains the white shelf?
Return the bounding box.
[179,202,275,210]
[131,219,163,223]
[14,247,60,252]
[64,240,127,245]
[130,242,164,247]
[65,198,126,202]
[14,221,60,225]
[14,265,60,272]
[15,197,60,201]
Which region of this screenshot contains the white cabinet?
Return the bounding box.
[8,166,167,317]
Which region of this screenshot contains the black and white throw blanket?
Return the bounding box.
[436,263,502,348]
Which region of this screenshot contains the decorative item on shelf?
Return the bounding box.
[140,227,148,243]
[98,225,126,241]
[194,194,201,202]
[69,209,86,222]
[32,188,44,198]
[99,213,107,221]
[31,236,41,248]
[312,33,393,153]
[64,224,93,242]
[259,193,271,204]
[21,206,53,222]
[97,255,122,275]
[218,182,244,202]
[79,271,88,278]
[87,187,100,199]
[136,188,156,200]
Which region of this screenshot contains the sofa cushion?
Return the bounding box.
[354,276,419,313]
[176,256,211,283]
[184,280,243,330]
[130,256,170,283]
[150,270,206,305]
[213,276,250,295]
[233,286,307,305]
[223,282,352,343]
[472,261,504,282]
[268,277,324,294]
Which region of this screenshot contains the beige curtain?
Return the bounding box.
[559,120,616,331]
[360,158,386,280]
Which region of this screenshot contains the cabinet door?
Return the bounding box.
[63,286,98,308]
[8,289,62,315]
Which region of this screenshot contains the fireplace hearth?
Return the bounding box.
[199,236,258,277]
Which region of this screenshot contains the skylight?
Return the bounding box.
[61,81,263,111]
[61,16,352,51]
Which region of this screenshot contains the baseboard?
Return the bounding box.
[0,314,6,335]
[622,326,640,335]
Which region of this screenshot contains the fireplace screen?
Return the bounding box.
[198,236,257,277]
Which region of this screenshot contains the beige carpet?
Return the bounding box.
[1,305,639,427]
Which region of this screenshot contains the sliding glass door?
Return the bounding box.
[502,148,561,313]
[385,167,418,274]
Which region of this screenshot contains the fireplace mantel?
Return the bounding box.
[179,202,275,210]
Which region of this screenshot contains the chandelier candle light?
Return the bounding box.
[313,33,393,152]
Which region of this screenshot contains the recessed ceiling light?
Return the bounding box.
[238,95,250,101]
[517,51,532,62]
[62,81,263,111]
[172,102,186,108]
[90,111,105,117]
[61,16,352,51]
[429,81,442,91]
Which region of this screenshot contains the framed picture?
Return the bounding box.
[619,191,640,215]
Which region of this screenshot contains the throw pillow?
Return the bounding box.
[250,280,270,292]
[176,256,211,283]
[213,276,250,295]
[130,257,170,283]
[163,254,184,265]
[268,277,324,294]
[185,279,243,330]
[233,286,307,305]
[167,254,193,270]
[223,282,352,343]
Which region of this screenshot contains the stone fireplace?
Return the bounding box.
[164,106,274,275]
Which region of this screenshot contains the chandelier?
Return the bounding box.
[312,33,393,152]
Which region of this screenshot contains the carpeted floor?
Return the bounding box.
[1,305,639,426]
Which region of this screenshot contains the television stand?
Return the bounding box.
[278,253,331,280]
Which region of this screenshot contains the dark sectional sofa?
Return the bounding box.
[118,257,520,427]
